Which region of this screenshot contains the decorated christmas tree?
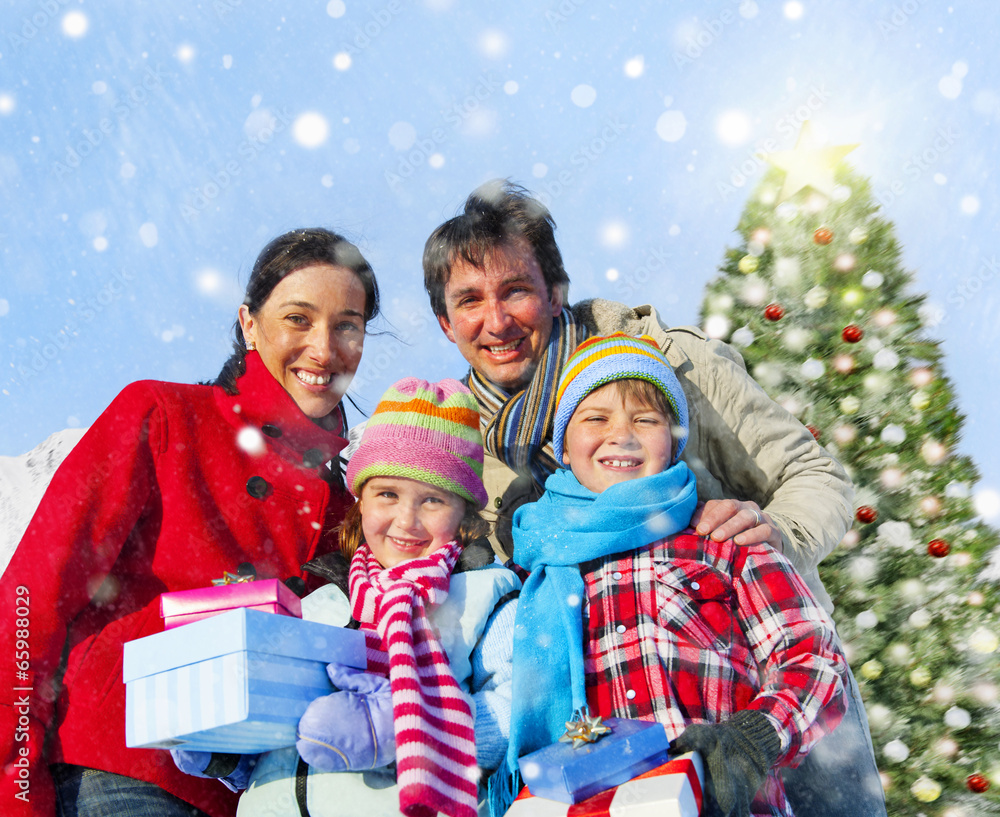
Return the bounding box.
[699,124,1000,816]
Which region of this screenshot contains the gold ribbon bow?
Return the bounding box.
[559,709,612,749]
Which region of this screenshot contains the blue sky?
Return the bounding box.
[2,0,999,519]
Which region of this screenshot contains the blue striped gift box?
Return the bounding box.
[123,607,366,752]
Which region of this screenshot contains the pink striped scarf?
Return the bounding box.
[349,541,478,817]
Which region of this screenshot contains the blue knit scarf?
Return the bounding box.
[497,463,698,806]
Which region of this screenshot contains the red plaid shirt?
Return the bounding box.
[581,529,848,817]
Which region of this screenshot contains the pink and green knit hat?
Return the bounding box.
[345,377,488,508]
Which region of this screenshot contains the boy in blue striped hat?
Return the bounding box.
[504,333,850,817]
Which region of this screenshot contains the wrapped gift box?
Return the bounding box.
[518,718,672,804]
[159,578,302,629]
[124,607,365,752]
[506,753,704,817]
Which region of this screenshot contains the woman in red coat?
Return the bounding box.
[0,228,382,817]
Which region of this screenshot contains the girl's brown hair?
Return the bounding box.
[336,490,490,560]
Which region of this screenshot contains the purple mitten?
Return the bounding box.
[169,749,258,792]
[296,664,397,772]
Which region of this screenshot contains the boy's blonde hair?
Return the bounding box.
[594,378,683,463]
[553,333,689,464]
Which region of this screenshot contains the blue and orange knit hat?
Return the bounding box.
[345,377,488,508]
[552,333,689,463]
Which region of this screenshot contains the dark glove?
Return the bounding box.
[169,749,258,792]
[296,663,396,772]
[670,710,782,817]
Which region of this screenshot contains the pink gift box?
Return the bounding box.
[505,753,704,817]
[160,579,302,629]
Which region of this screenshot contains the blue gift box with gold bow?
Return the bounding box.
[517,716,672,804]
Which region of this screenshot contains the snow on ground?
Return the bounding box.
[0,428,85,576]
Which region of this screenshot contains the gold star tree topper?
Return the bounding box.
[765,121,859,203]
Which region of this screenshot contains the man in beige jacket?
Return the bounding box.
[421,179,886,817]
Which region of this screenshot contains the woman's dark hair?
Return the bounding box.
[214,228,381,395]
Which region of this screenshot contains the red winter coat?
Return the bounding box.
[0,353,353,816]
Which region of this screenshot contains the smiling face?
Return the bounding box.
[561,381,674,494]
[359,476,467,569]
[239,263,366,422]
[436,239,563,391]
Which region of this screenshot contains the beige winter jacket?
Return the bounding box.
[480,299,854,614]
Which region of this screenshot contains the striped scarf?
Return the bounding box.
[468,310,587,489]
[349,541,478,817]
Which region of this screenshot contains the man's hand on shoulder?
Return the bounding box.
[691,499,783,551]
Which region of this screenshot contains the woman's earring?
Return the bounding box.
[246,341,256,351]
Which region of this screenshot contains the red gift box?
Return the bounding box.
[160,578,302,629]
[505,753,703,817]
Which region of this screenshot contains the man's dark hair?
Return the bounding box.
[422,179,571,318]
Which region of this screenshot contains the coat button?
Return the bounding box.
[494,497,503,508]
[303,448,326,468]
[261,423,282,438]
[246,476,270,499]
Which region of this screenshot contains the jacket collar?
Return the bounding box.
[214,351,348,462]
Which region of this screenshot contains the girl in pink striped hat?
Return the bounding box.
[232,377,522,817]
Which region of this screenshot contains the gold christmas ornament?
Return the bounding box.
[840,396,861,415]
[738,255,759,274]
[909,666,932,687]
[910,777,941,803]
[860,659,884,680]
[910,391,931,411]
[969,628,999,654]
[849,226,869,244]
[842,288,863,306]
[863,372,890,394]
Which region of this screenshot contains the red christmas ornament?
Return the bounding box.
[855,506,878,524]
[764,303,785,321]
[842,324,864,343]
[813,227,834,245]
[967,774,990,794]
[806,425,820,441]
[927,538,950,558]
